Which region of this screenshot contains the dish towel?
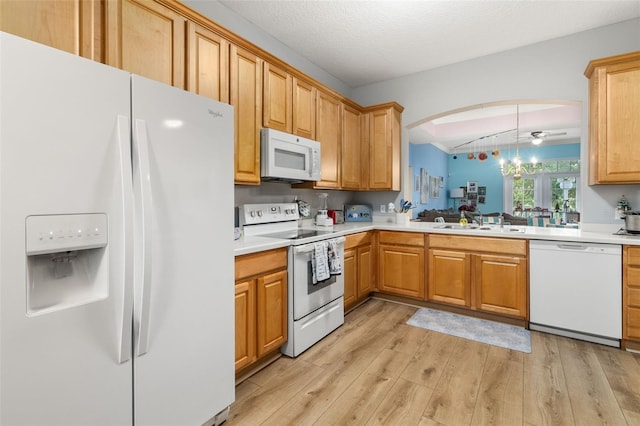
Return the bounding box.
[312,241,330,284]
[327,239,342,275]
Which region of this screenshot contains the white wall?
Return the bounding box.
[351,19,640,225]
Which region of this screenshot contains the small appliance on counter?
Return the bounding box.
[327,209,344,224]
[344,204,373,222]
[315,193,333,227]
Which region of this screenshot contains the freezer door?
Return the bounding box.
[0,33,133,425]
[131,75,235,425]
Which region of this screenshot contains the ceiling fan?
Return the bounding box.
[526,130,567,145]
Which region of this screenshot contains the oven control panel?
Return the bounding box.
[239,203,300,226]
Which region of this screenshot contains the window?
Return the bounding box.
[504,160,580,216]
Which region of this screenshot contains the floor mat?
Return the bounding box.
[407,308,531,353]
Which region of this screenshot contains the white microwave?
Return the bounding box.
[260,128,321,183]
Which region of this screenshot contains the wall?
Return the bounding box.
[447,143,581,213]
[351,18,640,226]
[409,143,448,215]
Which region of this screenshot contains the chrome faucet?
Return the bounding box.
[473,210,483,226]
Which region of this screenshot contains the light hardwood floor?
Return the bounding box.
[228,299,640,425]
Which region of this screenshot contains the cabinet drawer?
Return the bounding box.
[628,286,640,308]
[345,231,372,249]
[378,231,424,247]
[626,246,640,266]
[235,248,287,281]
[429,234,526,256]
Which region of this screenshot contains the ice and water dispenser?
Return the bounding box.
[25,213,109,316]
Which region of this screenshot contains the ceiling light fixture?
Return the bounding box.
[531,137,543,145]
[500,105,541,180]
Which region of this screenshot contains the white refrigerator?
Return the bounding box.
[0,32,235,425]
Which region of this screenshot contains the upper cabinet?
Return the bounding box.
[315,90,342,189]
[341,103,365,190]
[585,51,640,184]
[366,103,403,191]
[106,0,186,88]
[230,44,263,185]
[186,21,229,102]
[0,0,103,61]
[263,62,292,133]
[5,0,403,189]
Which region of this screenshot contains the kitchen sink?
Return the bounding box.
[435,224,526,233]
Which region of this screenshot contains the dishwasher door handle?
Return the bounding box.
[556,244,590,251]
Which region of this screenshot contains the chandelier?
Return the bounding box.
[499,105,540,180]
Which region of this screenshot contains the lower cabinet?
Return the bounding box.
[377,231,425,299]
[427,235,528,319]
[234,248,287,372]
[344,231,374,311]
[623,246,640,348]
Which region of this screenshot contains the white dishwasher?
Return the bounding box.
[529,240,622,347]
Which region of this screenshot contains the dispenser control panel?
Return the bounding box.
[26,213,108,255]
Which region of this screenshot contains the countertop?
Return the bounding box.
[234,220,639,256]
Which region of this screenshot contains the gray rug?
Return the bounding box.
[407,308,531,353]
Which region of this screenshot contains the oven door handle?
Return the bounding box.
[293,236,345,254]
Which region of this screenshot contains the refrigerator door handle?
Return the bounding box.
[133,118,153,357]
[117,115,134,364]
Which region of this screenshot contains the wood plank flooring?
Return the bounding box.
[228,299,640,425]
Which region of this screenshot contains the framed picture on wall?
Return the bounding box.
[420,168,429,203]
[467,181,478,193]
[430,176,439,198]
[478,186,486,196]
[438,176,444,188]
[478,195,486,204]
[414,175,420,192]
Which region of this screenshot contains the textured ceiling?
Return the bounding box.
[218,0,640,88]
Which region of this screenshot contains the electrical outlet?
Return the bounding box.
[380,204,386,213]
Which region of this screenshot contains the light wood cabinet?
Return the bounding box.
[427,235,528,319]
[263,62,292,133]
[0,0,103,61]
[341,103,365,190]
[585,51,640,184]
[623,246,640,349]
[231,44,262,185]
[365,103,402,191]
[234,248,287,372]
[262,63,317,139]
[378,231,425,299]
[315,90,342,188]
[292,76,316,139]
[106,0,186,88]
[186,21,228,102]
[344,232,374,311]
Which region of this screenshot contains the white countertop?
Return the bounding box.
[234,220,639,256]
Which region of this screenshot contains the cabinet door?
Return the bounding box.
[343,247,358,310]
[341,103,363,190]
[230,44,262,184]
[587,53,640,184]
[378,244,425,299]
[315,90,341,188]
[234,280,256,371]
[368,106,400,190]
[357,244,373,297]
[263,62,292,132]
[0,0,102,60]
[475,254,527,318]
[186,21,228,102]
[428,249,471,307]
[106,0,186,88]
[292,77,316,139]
[256,269,287,356]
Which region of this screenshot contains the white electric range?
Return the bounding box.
[239,203,345,357]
